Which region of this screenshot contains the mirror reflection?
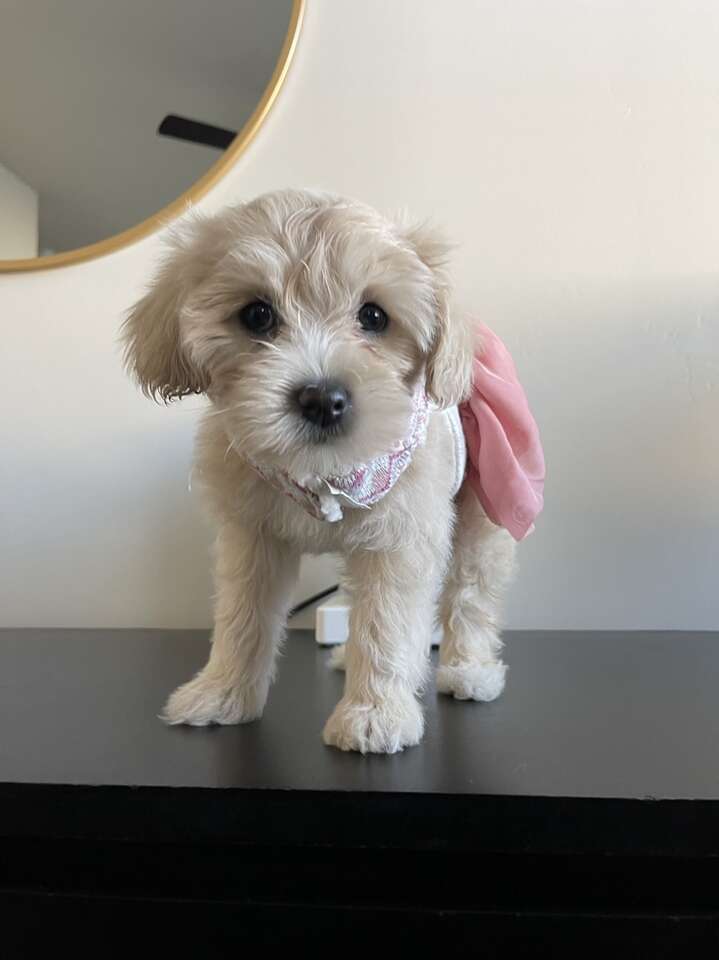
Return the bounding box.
[0,0,294,260]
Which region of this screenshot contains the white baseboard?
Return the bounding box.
[315,590,443,647]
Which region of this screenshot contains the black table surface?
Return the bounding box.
[1,628,719,860]
[3,628,719,953]
[1,627,717,798]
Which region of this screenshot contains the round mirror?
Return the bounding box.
[0,0,303,271]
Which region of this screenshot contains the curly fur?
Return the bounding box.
[122,189,517,754]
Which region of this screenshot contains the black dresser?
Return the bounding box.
[1,628,718,955]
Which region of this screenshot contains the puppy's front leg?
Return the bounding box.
[163,523,299,726]
[323,545,438,754]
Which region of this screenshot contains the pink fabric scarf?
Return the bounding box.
[459,322,545,540]
[245,383,430,522]
[246,322,545,539]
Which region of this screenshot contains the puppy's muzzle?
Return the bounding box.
[295,381,352,430]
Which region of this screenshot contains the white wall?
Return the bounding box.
[0,162,38,258]
[1,0,718,630]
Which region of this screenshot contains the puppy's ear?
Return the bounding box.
[403,221,475,408]
[122,214,220,402]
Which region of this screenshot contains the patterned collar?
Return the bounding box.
[246,385,430,522]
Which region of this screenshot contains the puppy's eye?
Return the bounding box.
[237,300,277,335]
[358,302,389,334]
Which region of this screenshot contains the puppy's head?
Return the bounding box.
[123,190,475,476]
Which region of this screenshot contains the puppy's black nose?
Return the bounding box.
[296,381,351,428]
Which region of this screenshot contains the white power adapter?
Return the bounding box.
[315,590,442,647]
[315,590,351,646]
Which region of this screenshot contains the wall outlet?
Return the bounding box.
[315,590,442,647]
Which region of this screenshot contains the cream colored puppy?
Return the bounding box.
[123,189,516,754]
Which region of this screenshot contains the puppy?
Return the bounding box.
[123,189,543,754]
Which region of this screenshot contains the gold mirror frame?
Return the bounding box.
[0,0,305,274]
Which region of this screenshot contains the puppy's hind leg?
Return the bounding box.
[163,522,300,726]
[437,485,516,702]
[328,643,346,671]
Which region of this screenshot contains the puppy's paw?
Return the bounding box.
[162,670,267,726]
[327,644,346,671]
[437,659,507,702]
[322,693,424,754]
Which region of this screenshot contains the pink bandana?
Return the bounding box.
[459,322,545,540]
[246,323,544,538]
[247,384,430,522]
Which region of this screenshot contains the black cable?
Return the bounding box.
[288,584,339,619]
